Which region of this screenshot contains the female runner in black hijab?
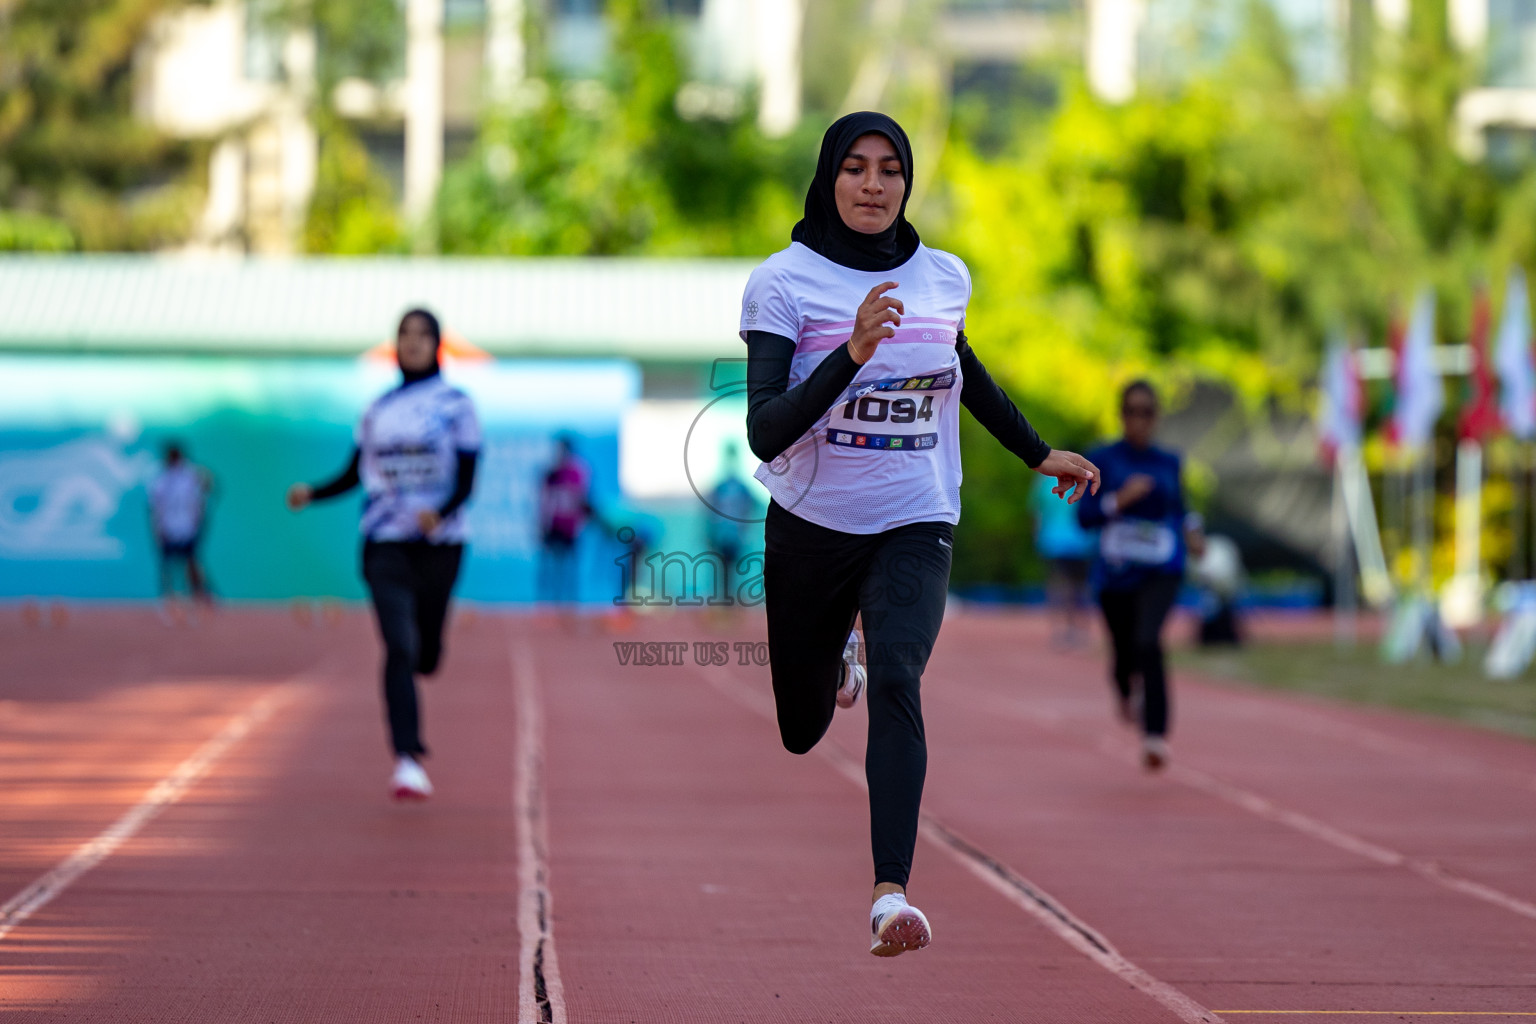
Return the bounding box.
[740,111,1099,956]
[287,309,481,800]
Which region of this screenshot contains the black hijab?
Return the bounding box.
[791,111,920,273]
[397,308,442,385]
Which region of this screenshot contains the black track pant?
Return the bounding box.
[362,540,464,757]
[764,501,952,888]
[1097,574,1180,738]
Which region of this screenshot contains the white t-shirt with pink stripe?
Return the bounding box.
[740,241,970,534]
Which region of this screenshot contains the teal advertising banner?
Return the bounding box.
[0,356,640,603]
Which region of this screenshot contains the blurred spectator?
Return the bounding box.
[539,434,593,613]
[148,441,214,614]
[1190,533,1245,646]
[1032,471,1094,647]
[706,442,760,607]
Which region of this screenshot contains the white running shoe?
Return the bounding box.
[836,630,866,709]
[1141,736,1169,773]
[870,893,931,957]
[391,756,433,800]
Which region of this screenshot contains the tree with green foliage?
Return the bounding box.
[935,0,1536,583]
[0,0,210,251]
[435,0,813,257]
[259,0,408,253]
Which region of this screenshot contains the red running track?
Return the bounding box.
[1,607,1533,1022]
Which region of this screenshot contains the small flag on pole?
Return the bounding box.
[1318,332,1362,461]
[1392,288,1443,450]
[1459,286,1500,442]
[1495,268,1535,441]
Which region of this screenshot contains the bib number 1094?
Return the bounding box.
[841,395,934,424]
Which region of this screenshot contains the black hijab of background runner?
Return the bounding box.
[791,111,920,273]
[398,307,442,385]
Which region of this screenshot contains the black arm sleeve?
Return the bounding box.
[436,450,479,519]
[957,332,1052,468]
[309,449,362,501]
[745,330,862,462]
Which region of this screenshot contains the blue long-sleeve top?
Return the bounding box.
[1075,440,1188,591]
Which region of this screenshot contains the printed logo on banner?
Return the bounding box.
[0,436,156,559]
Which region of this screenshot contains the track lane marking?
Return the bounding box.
[697,663,1224,1024]
[512,641,566,1024]
[958,620,1536,795]
[958,685,1536,927]
[1170,762,1536,924]
[0,682,296,942]
[1214,1013,1536,1017]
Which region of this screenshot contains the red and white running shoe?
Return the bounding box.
[870,893,931,957]
[392,756,433,800]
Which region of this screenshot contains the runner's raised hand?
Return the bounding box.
[847,282,903,365]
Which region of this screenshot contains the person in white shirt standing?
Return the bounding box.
[742,112,1100,957]
[287,309,481,801]
[149,441,214,612]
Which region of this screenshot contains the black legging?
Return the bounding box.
[361,540,464,757]
[1098,574,1180,737]
[764,501,952,888]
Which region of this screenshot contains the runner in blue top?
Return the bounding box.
[1076,380,1204,771]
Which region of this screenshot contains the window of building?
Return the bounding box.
[1490,0,1536,88]
[550,0,609,76]
[445,0,487,27]
[1138,0,1344,91]
[244,0,284,82]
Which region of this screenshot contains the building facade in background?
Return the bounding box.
[1089,0,1536,161]
[134,0,805,255]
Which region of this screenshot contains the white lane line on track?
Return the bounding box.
[960,624,1536,795]
[0,684,294,943]
[512,642,567,1024]
[697,664,1224,1024]
[965,687,1536,927]
[1176,677,1536,796]
[1170,762,1536,924]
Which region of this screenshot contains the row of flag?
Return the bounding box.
[1319,268,1536,457]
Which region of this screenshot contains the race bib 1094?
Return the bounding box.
[826,369,955,452]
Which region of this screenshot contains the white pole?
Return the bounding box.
[752,0,803,138]
[486,0,525,107]
[1442,437,1485,629]
[1333,456,1358,646]
[1340,445,1393,608]
[404,0,445,229]
[1417,451,1431,591]
[1086,0,1145,103]
[1453,439,1482,581]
